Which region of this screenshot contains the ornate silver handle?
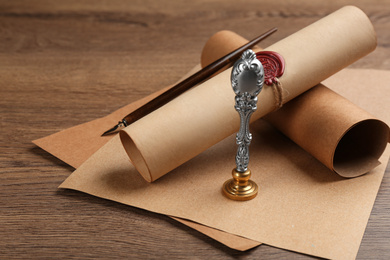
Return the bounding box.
[231,50,264,172]
[235,93,257,172]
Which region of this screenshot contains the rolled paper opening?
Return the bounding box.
[119,131,152,182]
[333,119,389,177]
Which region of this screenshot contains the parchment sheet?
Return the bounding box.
[58,119,389,260]
[33,67,390,259]
[33,64,261,251]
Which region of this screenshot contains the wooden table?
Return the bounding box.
[1,1,389,258]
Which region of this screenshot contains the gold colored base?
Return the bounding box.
[222,168,258,201]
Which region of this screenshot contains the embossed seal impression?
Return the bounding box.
[256,51,285,86]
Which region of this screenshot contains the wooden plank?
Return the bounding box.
[1,0,389,258]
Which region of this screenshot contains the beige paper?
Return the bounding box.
[201,31,389,178]
[33,69,390,254]
[32,65,259,250]
[120,6,377,182]
[59,119,389,260]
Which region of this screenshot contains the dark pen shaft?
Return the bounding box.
[102,27,277,136]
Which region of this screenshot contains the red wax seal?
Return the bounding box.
[256,51,285,86]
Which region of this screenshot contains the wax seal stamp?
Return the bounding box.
[222,49,264,201]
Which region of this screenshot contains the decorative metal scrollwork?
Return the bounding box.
[231,50,264,172]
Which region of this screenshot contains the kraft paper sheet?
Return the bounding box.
[32,6,390,260]
[56,109,389,260]
[33,69,390,258]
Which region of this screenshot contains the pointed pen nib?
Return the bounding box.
[101,120,128,136]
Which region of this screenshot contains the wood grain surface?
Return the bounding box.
[1,0,389,259]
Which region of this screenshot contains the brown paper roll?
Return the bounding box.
[265,86,389,177]
[120,6,377,182]
[201,32,389,177]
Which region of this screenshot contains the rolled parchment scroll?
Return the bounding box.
[120,6,382,182]
[202,30,389,178]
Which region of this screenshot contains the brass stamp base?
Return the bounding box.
[222,168,258,201]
